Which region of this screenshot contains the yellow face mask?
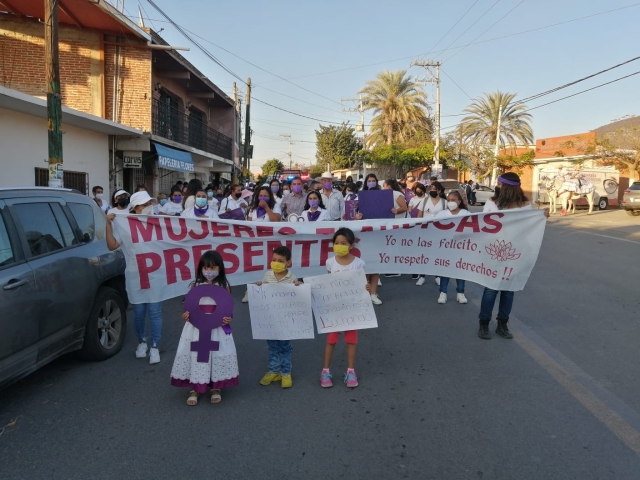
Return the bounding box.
[333,244,350,257]
[270,261,287,273]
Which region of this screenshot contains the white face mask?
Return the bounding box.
[447,201,459,211]
[95,193,103,200]
[141,205,154,216]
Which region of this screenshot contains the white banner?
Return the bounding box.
[306,270,378,334]
[247,283,314,340]
[113,210,546,304]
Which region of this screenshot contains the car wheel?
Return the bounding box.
[80,287,127,361]
[598,198,608,210]
[626,210,640,217]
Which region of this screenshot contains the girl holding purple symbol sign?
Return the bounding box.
[170,251,239,406]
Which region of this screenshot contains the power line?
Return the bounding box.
[444,0,527,63]
[441,68,472,100]
[516,55,640,104]
[423,0,481,56]
[439,0,502,56]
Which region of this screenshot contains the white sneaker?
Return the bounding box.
[435,277,440,286]
[242,290,249,303]
[457,293,468,304]
[438,292,447,304]
[149,348,160,364]
[377,278,382,287]
[416,277,425,286]
[370,293,382,305]
[135,342,148,359]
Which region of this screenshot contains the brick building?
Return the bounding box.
[0,0,240,198]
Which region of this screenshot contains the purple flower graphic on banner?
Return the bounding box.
[485,240,521,261]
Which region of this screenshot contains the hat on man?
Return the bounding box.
[129,191,153,207]
[114,189,129,198]
[320,171,336,180]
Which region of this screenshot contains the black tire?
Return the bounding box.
[626,210,640,217]
[80,287,127,361]
[598,198,608,210]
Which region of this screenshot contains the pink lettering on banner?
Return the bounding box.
[115,211,546,304]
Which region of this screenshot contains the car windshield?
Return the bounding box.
[629,182,640,190]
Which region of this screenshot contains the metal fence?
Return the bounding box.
[152,98,232,160]
[35,168,88,194]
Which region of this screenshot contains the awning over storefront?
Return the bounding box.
[154,142,194,173]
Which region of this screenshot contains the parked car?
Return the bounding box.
[440,180,469,205]
[622,181,640,216]
[0,188,128,388]
[473,185,495,205]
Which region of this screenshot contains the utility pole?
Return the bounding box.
[490,103,504,186]
[280,134,292,169]
[243,78,251,175]
[45,0,63,188]
[342,94,367,178]
[411,60,441,176]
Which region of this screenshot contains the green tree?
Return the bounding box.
[315,124,362,171]
[459,91,533,148]
[261,158,285,176]
[308,163,325,179]
[597,127,640,180]
[359,70,430,146]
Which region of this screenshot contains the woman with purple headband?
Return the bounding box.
[479,172,549,340]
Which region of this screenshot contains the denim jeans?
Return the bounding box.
[479,288,515,323]
[267,340,293,375]
[133,302,163,348]
[439,277,465,294]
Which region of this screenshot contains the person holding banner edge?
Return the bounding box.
[477,172,549,340]
[254,246,302,389]
[321,228,371,389]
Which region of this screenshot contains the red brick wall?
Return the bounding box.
[0,17,102,116]
[535,132,596,159]
[104,43,151,131]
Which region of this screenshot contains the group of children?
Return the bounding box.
[170,227,364,406]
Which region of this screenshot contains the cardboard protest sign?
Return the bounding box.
[357,190,394,219]
[248,283,314,340]
[345,200,359,221]
[305,270,378,334]
[218,208,245,221]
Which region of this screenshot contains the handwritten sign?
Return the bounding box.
[219,208,245,221]
[345,199,359,220]
[358,190,394,219]
[248,283,314,340]
[305,270,378,334]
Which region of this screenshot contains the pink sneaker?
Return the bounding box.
[320,369,333,388]
[344,369,358,388]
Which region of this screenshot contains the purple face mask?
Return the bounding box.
[323,181,332,190]
[308,199,319,208]
[292,184,303,194]
[173,195,182,203]
[271,185,279,193]
[367,181,377,189]
[258,196,270,203]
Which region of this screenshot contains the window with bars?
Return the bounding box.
[158,168,181,195]
[35,168,88,194]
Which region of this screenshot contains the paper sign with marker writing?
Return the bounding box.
[248,283,314,340]
[306,269,378,334]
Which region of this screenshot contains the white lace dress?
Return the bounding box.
[170,282,239,392]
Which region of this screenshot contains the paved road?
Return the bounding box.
[1,209,639,479]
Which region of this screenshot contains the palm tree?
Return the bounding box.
[359,70,430,146]
[459,91,533,150]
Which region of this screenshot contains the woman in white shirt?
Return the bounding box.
[107,190,130,216]
[477,172,547,340]
[435,191,471,305]
[407,183,427,218]
[160,188,184,216]
[301,190,331,221]
[205,185,220,211]
[247,186,282,222]
[219,184,249,216]
[181,189,220,219]
[182,179,203,211]
[270,179,283,206]
[420,181,447,218]
[383,179,408,219]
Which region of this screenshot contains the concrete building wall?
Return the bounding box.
[0,107,109,195]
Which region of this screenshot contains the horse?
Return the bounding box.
[540,175,597,215]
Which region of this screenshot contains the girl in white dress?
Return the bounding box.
[170,250,239,406]
[301,191,331,221]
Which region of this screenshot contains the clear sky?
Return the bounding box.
[130,0,640,173]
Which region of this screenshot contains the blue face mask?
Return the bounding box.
[207,191,214,198]
[195,198,208,208]
[159,199,168,206]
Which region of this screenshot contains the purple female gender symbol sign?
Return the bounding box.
[184,285,234,363]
